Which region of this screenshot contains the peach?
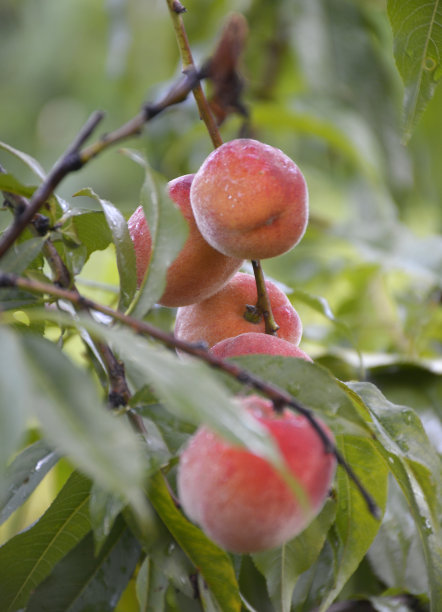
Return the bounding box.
[190,139,309,260]
[128,174,242,307]
[174,272,302,348]
[177,394,336,553]
[210,332,312,361]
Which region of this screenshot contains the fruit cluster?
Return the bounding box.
[129,138,336,553]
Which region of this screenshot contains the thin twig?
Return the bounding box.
[0,272,380,520]
[165,3,281,340]
[0,70,202,259]
[166,0,223,148]
[0,111,105,258]
[0,166,142,433]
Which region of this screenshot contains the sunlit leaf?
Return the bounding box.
[388,0,442,141]
[0,471,92,611]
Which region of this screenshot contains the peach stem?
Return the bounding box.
[166,2,279,336]
[252,260,280,335]
[166,0,223,149]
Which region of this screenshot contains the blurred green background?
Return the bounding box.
[1,0,441,364]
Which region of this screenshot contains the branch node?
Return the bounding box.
[0,273,16,288]
[172,0,186,14]
[108,390,127,409]
[33,215,51,236]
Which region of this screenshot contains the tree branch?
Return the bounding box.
[0,271,380,520]
[165,0,223,148]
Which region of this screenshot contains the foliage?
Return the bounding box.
[0,1,441,611]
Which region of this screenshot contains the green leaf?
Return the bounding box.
[26,515,141,611]
[367,362,442,453]
[218,354,373,438]
[106,327,286,474]
[252,498,337,612]
[122,150,187,318]
[348,382,442,612]
[0,471,92,611]
[71,210,113,259]
[0,327,34,493]
[89,483,126,554]
[136,557,167,612]
[0,440,59,526]
[148,471,241,612]
[0,235,47,273]
[19,333,148,516]
[368,475,428,594]
[316,435,388,611]
[0,173,36,198]
[75,187,137,310]
[0,140,47,181]
[388,0,442,141]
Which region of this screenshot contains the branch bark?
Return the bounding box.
[0,271,380,520]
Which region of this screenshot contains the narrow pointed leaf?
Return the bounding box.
[0,327,34,494]
[19,333,147,515]
[75,187,137,310]
[71,210,113,259]
[148,471,241,612]
[220,354,373,437]
[0,140,47,181]
[0,471,92,611]
[316,435,388,611]
[136,557,167,612]
[89,484,126,554]
[253,498,337,612]
[0,173,36,198]
[387,0,442,140]
[0,236,47,273]
[26,515,141,611]
[121,150,187,317]
[348,382,442,611]
[368,475,428,594]
[0,440,59,526]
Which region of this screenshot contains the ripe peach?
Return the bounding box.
[174,272,302,348]
[128,174,242,307]
[210,332,312,361]
[177,395,336,553]
[190,139,309,260]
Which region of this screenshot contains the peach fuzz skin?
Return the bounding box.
[210,332,312,361]
[174,272,302,349]
[190,139,309,260]
[177,395,336,553]
[128,174,242,307]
